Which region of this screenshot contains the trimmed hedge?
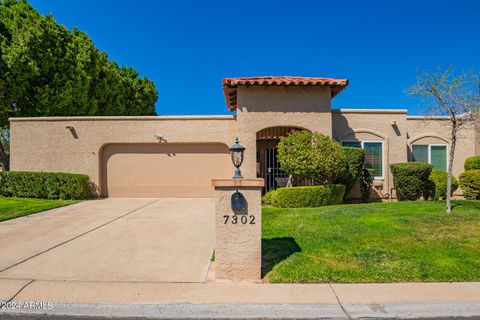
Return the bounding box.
[390,162,432,201]
[0,171,91,200]
[425,169,459,200]
[334,147,365,197]
[273,185,346,208]
[262,189,278,206]
[465,156,480,171]
[459,170,480,200]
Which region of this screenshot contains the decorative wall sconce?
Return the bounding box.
[229,137,245,179]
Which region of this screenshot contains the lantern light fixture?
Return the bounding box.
[229,137,245,179]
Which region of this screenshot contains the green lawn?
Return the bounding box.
[0,197,80,222]
[262,200,480,283]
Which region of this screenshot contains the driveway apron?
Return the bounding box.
[0,198,214,282]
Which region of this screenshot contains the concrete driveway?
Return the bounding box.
[0,198,215,282]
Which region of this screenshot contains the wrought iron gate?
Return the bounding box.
[264,148,289,193]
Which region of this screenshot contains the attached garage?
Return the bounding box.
[101,143,231,198]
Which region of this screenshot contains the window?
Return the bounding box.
[342,140,362,148]
[411,144,447,171]
[342,140,384,178]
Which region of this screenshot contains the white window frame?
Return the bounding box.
[412,144,449,171]
[342,140,385,180]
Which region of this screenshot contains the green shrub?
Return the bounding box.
[390,162,432,201]
[262,190,278,206]
[425,169,459,200]
[359,168,374,203]
[465,156,480,171]
[334,147,365,196]
[459,170,480,200]
[277,131,346,184]
[0,171,91,200]
[273,185,345,208]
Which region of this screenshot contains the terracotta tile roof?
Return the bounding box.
[222,76,349,111]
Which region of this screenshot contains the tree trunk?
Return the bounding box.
[446,122,457,214]
[0,143,8,171]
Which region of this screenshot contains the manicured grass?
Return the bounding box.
[262,200,480,283]
[0,197,80,222]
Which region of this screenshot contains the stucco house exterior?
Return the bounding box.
[9,76,479,199]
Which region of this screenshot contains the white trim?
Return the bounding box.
[9,115,236,122]
[341,140,385,180]
[411,143,448,171]
[407,116,450,121]
[333,108,408,114]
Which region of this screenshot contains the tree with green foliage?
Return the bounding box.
[0,129,8,170]
[277,131,346,184]
[409,67,479,213]
[334,146,365,197]
[0,0,158,169]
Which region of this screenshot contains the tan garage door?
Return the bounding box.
[101,143,231,198]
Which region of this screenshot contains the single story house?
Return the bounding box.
[9,76,480,198]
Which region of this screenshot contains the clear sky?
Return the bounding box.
[30,0,479,116]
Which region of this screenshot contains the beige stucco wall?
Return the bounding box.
[213,182,263,281]
[10,116,236,196]
[9,90,478,200]
[406,117,477,180]
[332,109,408,198]
[236,86,333,178]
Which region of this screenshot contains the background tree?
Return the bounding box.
[409,67,480,213]
[0,129,8,170]
[0,0,158,169]
[277,131,346,184]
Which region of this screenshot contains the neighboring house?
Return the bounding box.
[9,76,479,199]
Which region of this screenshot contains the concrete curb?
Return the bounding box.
[1,302,480,319]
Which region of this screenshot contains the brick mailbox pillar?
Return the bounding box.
[211,178,265,281]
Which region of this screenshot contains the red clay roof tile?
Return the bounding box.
[222,76,348,111]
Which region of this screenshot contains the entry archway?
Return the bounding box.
[256,126,308,192]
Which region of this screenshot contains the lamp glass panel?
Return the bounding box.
[232,151,243,167]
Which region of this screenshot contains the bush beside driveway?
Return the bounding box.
[0,197,80,222]
[262,200,480,283]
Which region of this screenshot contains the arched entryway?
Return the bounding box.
[256,126,307,192]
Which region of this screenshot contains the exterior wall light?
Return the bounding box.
[155,134,165,142]
[229,137,245,178]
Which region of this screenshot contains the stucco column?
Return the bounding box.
[211,178,265,281]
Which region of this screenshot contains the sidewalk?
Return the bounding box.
[1,279,480,319]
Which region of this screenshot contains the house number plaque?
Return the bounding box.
[223,214,256,225]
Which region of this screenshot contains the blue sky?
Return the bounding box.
[30,0,479,115]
